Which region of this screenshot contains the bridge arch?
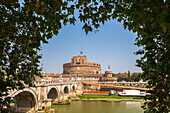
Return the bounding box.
[47,86,59,101]
[64,86,69,94]
[11,88,38,112]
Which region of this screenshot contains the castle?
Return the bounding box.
[40,53,117,82]
[63,55,101,75]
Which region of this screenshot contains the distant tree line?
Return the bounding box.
[117,73,142,82]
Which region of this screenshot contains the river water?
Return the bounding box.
[52,101,144,113]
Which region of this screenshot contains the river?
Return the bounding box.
[52,101,144,113]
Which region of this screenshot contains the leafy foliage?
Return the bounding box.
[117,76,129,82]
[77,95,143,100]
[130,73,142,82]
[73,1,169,112]
[0,0,78,112]
[0,0,169,112]
[117,73,141,82]
[112,73,115,77]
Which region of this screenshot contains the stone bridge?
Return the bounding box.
[9,80,83,112]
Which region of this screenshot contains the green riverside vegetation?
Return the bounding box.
[76,95,144,101]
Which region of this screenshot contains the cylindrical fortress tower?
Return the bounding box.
[63,55,101,74]
[104,71,113,78]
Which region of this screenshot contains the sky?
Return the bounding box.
[17,0,142,74]
[40,19,142,74]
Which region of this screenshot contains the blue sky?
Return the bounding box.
[40,19,142,74]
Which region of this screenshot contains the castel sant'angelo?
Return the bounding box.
[63,54,101,75]
[42,52,117,82]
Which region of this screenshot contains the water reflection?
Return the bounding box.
[52,101,144,113]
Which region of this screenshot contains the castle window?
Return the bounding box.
[93,63,95,65]
[76,62,80,64]
[82,59,84,63]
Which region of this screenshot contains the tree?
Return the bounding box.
[74,1,169,112]
[130,73,141,82]
[1,0,169,112]
[128,70,130,81]
[112,73,115,77]
[0,0,78,112]
[117,76,129,82]
[117,76,123,82]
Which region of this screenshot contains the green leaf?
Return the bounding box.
[160,23,167,33]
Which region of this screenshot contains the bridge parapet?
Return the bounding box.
[82,81,149,92]
[33,80,79,86]
[89,82,148,88]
